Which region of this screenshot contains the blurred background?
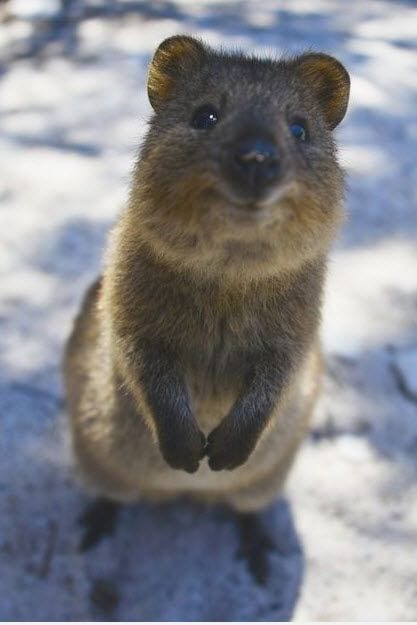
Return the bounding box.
[1,0,417,620]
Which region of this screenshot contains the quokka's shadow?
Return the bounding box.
[77,496,304,621]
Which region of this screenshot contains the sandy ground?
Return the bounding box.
[1,0,417,620]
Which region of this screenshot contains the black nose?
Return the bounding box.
[233,139,280,194]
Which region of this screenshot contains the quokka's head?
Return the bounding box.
[131,36,350,278]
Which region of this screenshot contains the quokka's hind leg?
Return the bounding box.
[235,511,277,586]
[78,498,121,552]
[224,437,308,585]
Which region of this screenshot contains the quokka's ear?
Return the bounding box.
[293,53,350,129]
[148,35,207,110]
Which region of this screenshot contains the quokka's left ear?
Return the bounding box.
[147,35,207,111]
[293,53,350,129]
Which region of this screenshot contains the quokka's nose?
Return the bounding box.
[233,139,280,192]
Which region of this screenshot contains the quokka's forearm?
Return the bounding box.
[117,340,206,473]
[206,348,293,470]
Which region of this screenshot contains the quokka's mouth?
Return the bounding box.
[211,180,298,229]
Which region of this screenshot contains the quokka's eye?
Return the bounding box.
[289,122,307,141]
[192,105,219,130]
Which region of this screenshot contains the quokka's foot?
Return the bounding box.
[78,498,120,552]
[235,512,276,586]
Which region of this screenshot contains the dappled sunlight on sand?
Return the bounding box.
[324,239,417,357]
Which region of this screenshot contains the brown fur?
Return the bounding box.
[63,36,349,511]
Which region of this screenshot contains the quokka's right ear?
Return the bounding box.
[147,35,207,111]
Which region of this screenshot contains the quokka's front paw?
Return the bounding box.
[206,418,258,471]
[158,422,206,473]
